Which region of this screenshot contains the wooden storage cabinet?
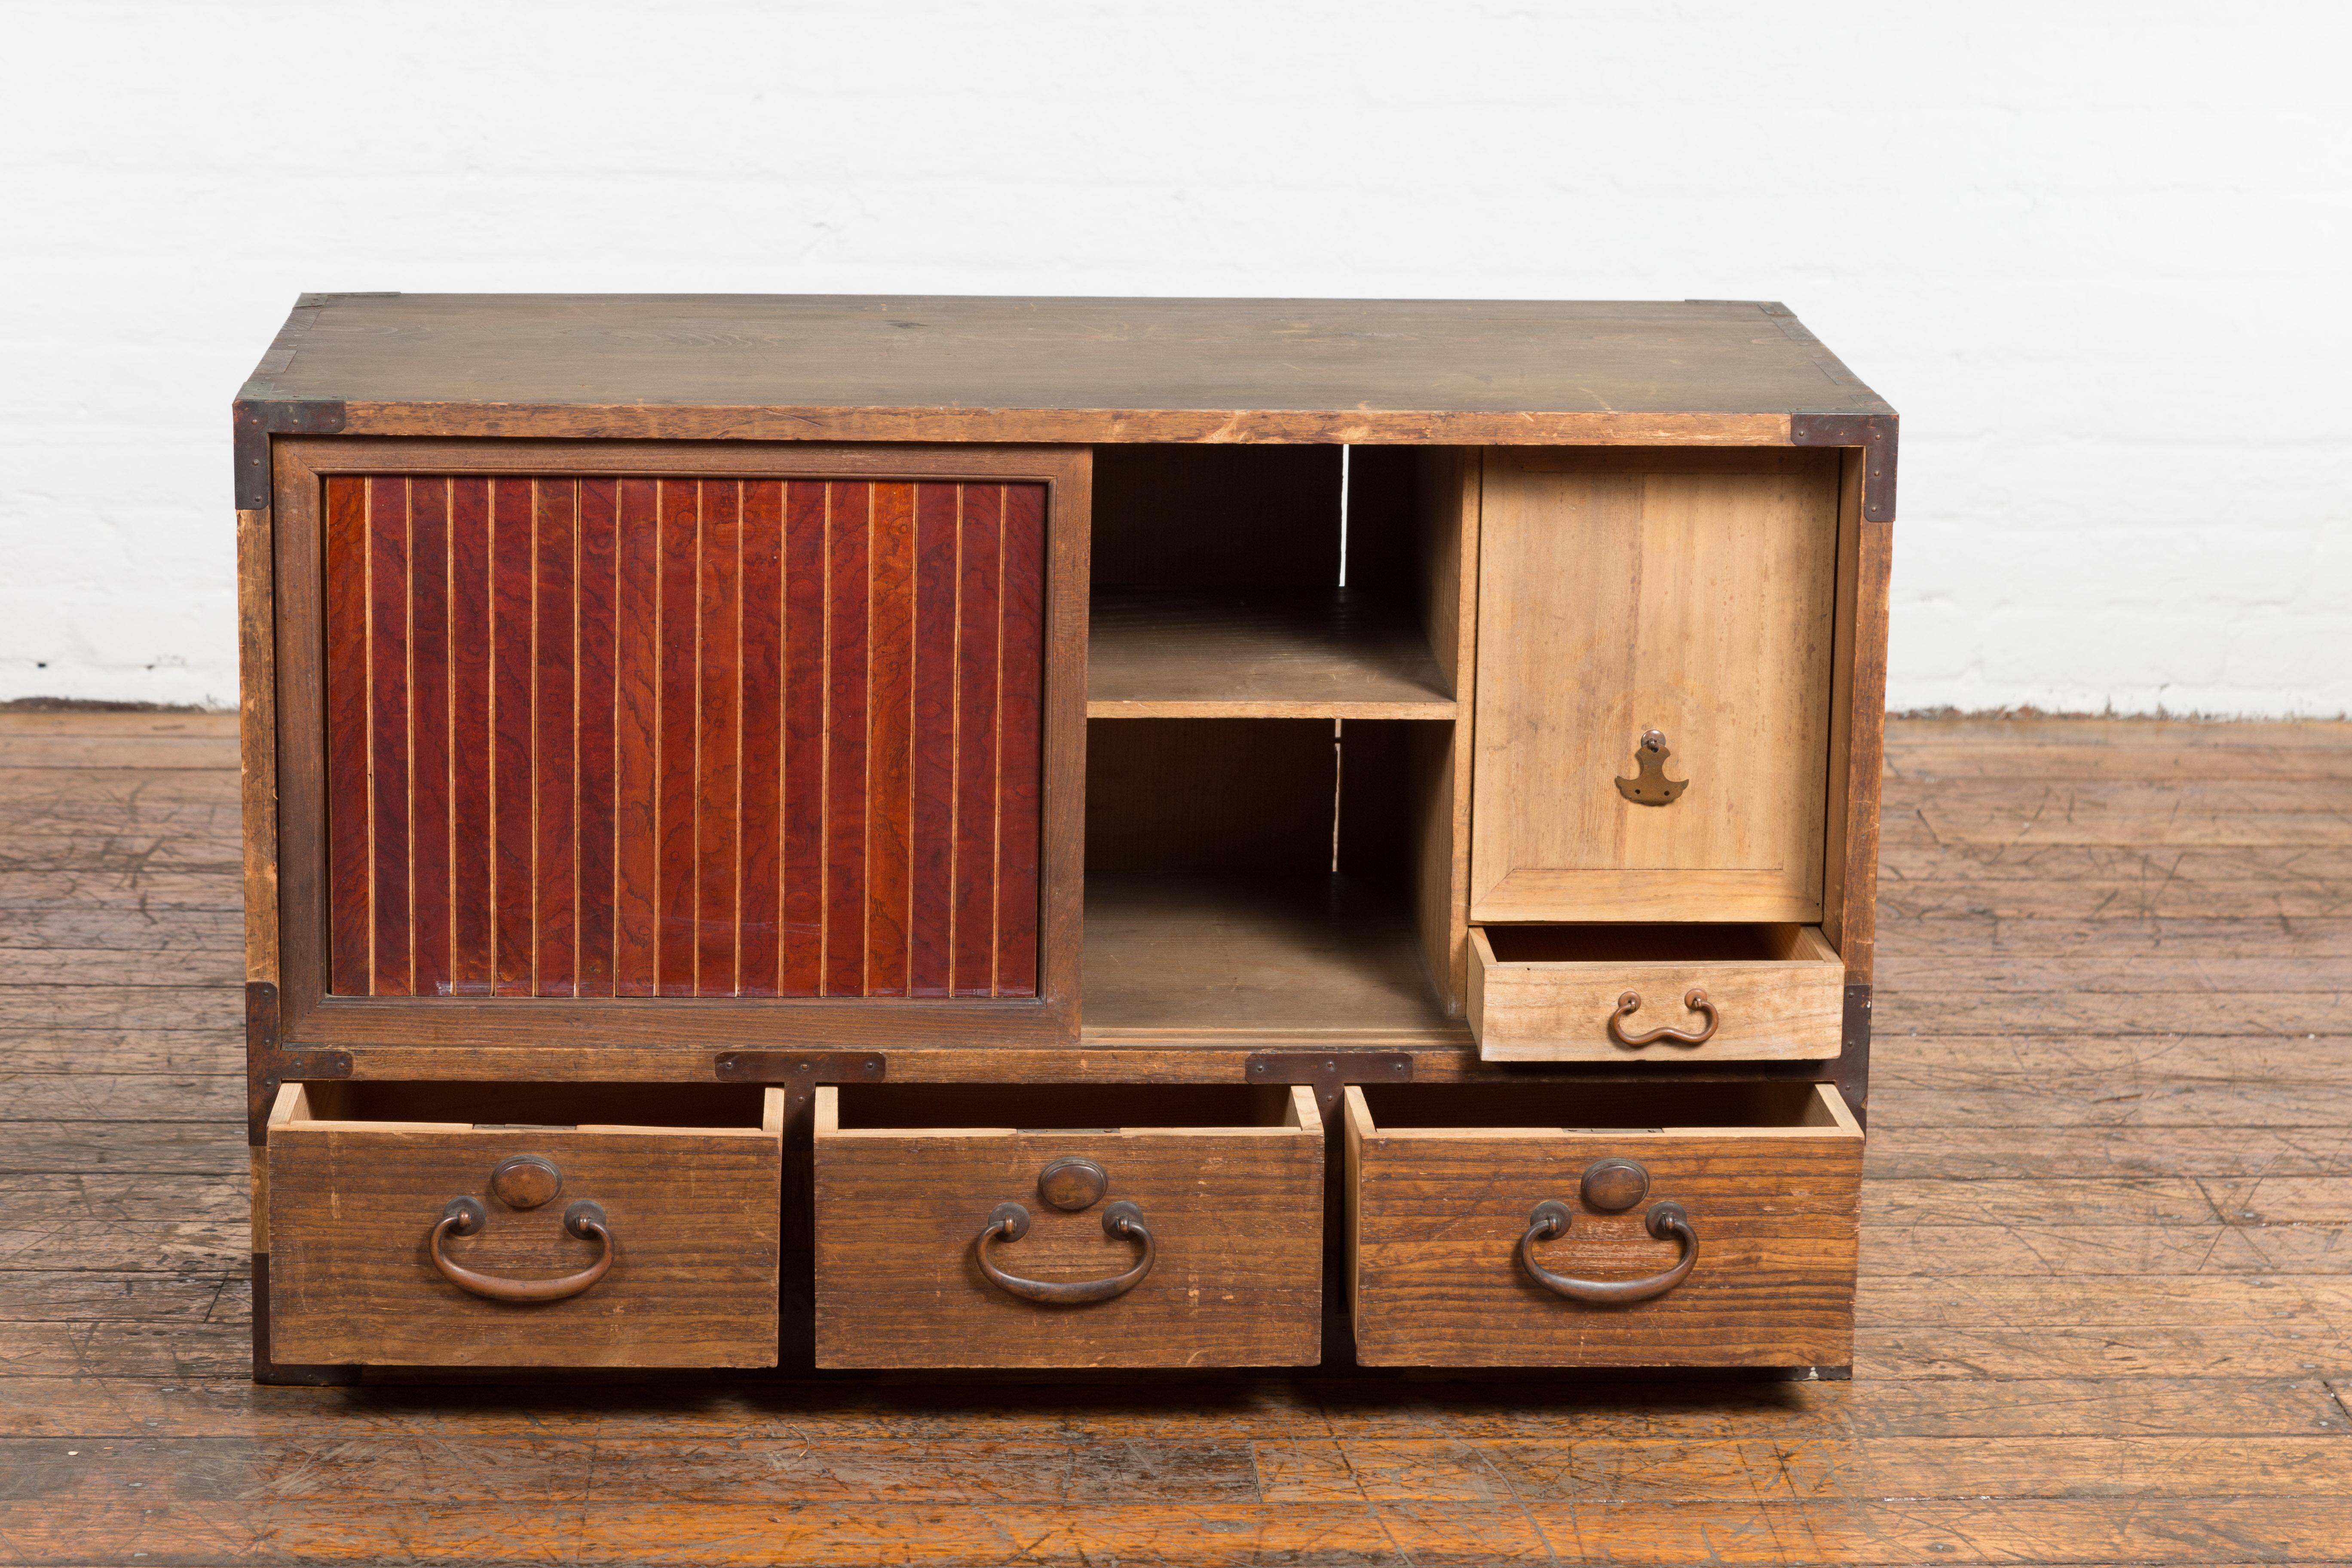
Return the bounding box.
[812,1084,1324,1368]
[1344,1082,1863,1368]
[264,1082,785,1368]
[237,294,1893,1378]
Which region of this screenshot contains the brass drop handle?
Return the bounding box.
[429,1196,616,1304]
[1520,1198,1697,1304]
[976,1199,1154,1305]
[1609,988,1718,1047]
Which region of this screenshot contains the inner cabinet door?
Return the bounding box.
[1470,448,1841,925]
[318,470,1047,1000]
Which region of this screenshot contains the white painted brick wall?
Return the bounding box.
[3,0,2346,715]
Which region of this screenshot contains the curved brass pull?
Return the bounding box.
[976,1199,1153,1305]
[429,1196,616,1304]
[1519,1198,1697,1304]
[1609,989,1718,1047]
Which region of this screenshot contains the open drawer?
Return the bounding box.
[1469,923,1845,1061]
[1345,1080,1861,1368]
[813,1084,1323,1368]
[265,1081,784,1368]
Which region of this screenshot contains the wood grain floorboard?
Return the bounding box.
[1,711,2349,1565]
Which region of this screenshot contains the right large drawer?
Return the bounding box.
[1345,1081,1861,1368]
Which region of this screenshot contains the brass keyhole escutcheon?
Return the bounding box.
[1615,728,1688,806]
[1037,1157,1109,1211]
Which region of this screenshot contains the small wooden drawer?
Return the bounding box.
[266,1082,784,1368]
[1469,923,1845,1062]
[813,1084,1323,1368]
[1345,1081,1861,1368]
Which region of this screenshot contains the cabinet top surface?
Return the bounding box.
[239,294,1894,437]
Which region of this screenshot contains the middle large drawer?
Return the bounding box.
[812,1084,1325,1368]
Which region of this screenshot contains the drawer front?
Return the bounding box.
[813,1087,1323,1368]
[266,1087,784,1367]
[1345,1085,1859,1367]
[320,473,1045,1000]
[1469,927,1845,1061]
[1470,447,1841,925]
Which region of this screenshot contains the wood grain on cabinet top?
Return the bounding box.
[239,295,1894,444]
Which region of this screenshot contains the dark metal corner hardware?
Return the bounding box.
[245,981,352,1145]
[712,1050,887,1118]
[1243,1051,1414,1118]
[232,397,347,510]
[1788,411,1898,526]
[1838,983,1872,1130]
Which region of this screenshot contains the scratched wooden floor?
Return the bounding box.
[2,710,2349,1566]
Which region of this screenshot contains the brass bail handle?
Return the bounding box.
[429,1197,617,1304]
[427,1156,619,1304]
[977,1200,1155,1305]
[1608,988,1719,1047]
[1615,727,1689,806]
[1518,1159,1699,1305]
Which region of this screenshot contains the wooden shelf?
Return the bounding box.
[1085,589,1456,720]
[1080,873,1468,1047]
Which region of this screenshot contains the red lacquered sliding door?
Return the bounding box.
[269,443,1087,1049]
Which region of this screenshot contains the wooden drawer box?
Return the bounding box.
[1345,1081,1860,1368]
[1468,924,1844,1061]
[265,1082,784,1367]
[813,1084,1323,1368]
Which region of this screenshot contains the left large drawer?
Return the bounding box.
[265,1081,785,1367]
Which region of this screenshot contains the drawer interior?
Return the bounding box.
[286,1080,775,1130]
[1479,923,1832,964]
[1356,1079,1853,1133]
[830,1081,1306,1131]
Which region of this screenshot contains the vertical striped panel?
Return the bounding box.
[408,478,453,997]
[533,479,578,996]
[779,481,828,998]
[995,481,1047,996]
[322,477,371,993]
[655,480,699,996]
[612,478,661,995]
[489,478,536,995]
[696,480,742,997]
[366,477,411,995]
[322,473,1047,1000]
[575,478,619,997]
[907,484,959,997]
[737,481,785,997]
[823,482,871,998]
[447,479,494,994]
[952,484,1004,997]
[866,482,916,996]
